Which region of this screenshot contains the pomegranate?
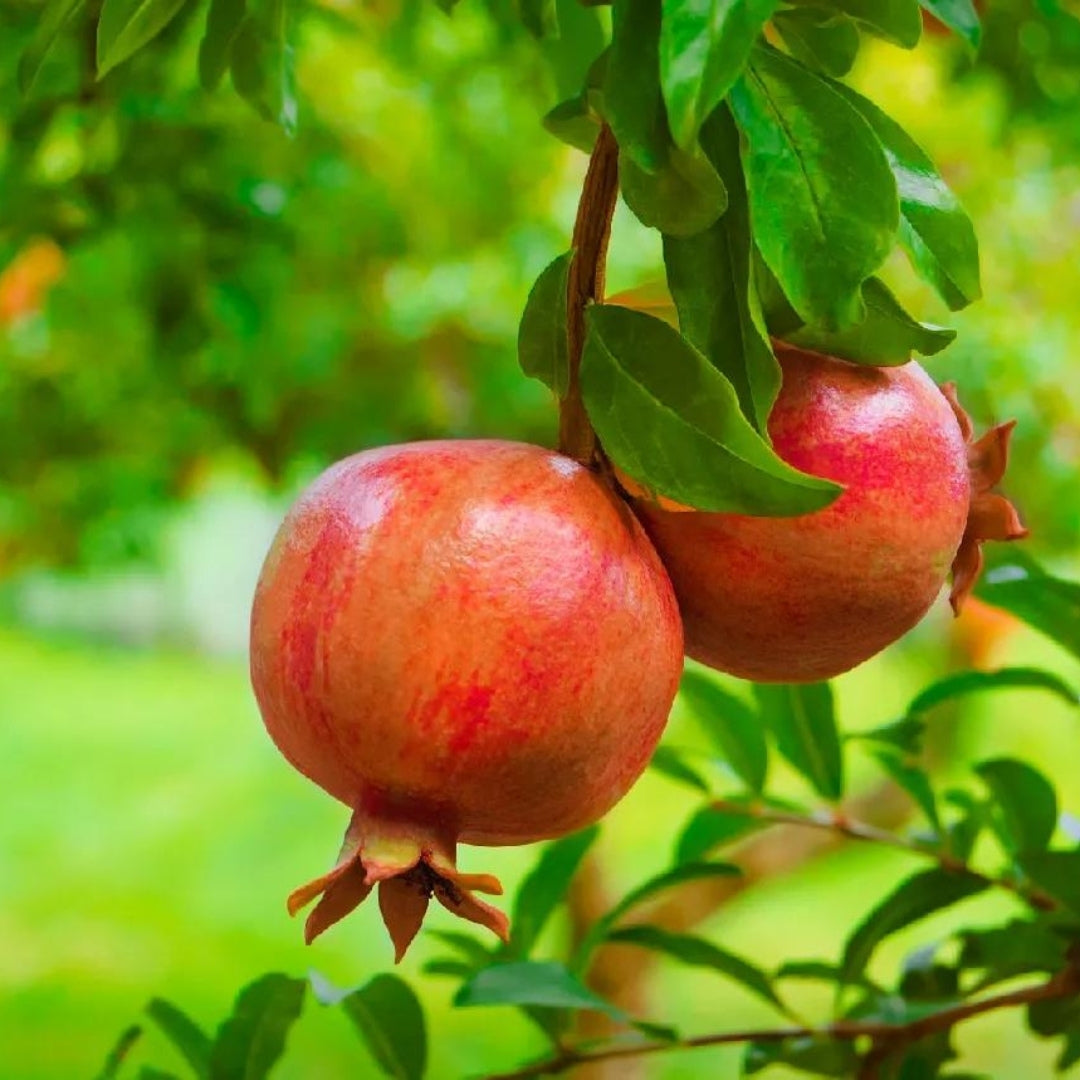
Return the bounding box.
[630,344,1026,683]
[250,440,683,959]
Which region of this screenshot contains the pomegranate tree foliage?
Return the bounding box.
[12,0,1077,1075]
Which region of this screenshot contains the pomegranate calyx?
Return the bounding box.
[286,809,508,962]
[940,384,1029,614]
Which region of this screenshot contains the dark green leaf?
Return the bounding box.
[580,305,840,515]
[908,667,1078,716]
[776,959,882,992]
[959,919,1068,989]
[17,0,88,93]
[829,0,921,46]
[773,8,859,77]
[831,82,981,310]
[650,745,711,792]
[663,105,779,430]
[975,553,1080,662]
[139,1070,184,1080]
[848,716,926,756]
[680,669,768,792]
[1058,1029,1080,1071]
[754,682,843,801]
[976,758,1058,855]
[519,0,558,38]
[208,974,306,1080]
[730,46,898,330]
[874,751,940,832]
[786,277,956,363]
[619,150,727,237]
[199,0,248,90]
[95,1026,143,1080]
[517,252,573,396]
[230,0,297,134]
[146,999,212,1078]
[455,961,623,1019]
[608,924,787,1013]
[745,1036,858,1076]
[1017,851,1080,914]
[1028,995,1080,1038]
[507,825,600,959]
[754,249,805,336]
[339,975,427,1080]
[422,958,475,979]
[424,930,493,967]
[917,0,980,47]
[842,869,988,983]
[675,803,762,863]
[542,97,601,154]
[659,0,777,151]
[942,789,986,863]
[97,0,193,76]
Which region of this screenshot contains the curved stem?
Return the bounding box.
[558,124,619,465]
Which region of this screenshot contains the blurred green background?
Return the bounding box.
[2,0,1079,1076]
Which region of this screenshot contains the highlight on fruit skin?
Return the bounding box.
[628,343,1027,684]
[249,439,684,960]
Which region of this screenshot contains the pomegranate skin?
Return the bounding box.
[250,440,683,955]
[634,346,972,683]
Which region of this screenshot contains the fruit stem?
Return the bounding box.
[559,124,619,466]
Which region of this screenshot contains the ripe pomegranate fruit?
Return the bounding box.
[629,344,1026,683]
[250,440,683,959]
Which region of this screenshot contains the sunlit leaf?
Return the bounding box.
[873,751,940,833]
[754,682,843,801]
[828,0,921,46]
[907,667,1079,716]
[146,999,211,1078]
[675,803,762,863]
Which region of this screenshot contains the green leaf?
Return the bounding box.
[831,81,981,310]
[455,961,623,1018]
[773,8,858,77]
[730,46,899,330]
[848,716,927,756]
[517,252,573,396]
[745,1036,858,1076]
[975,552,1080,662]
[580,305,840,515]
[917,0,980,47]
[680,669,768,792]
[208,974,306,1080]
[976,758,1058,855]
[422,958,475,979]
[424,930,493,967]
[199,0,248,90]
[519,0,558,38]
[96,0,194,76]
[827,0,921,46]
[542,97,601,154]
[507,825,600,959]
[620,149,727,238]
[841,869,988,983]
[650,745,711,792]
[659,0,777,151]
[1027,994,1080,1038]
[608,924,787,1013]
[942,789,987,863]
[959,919,1068,989]
[907,667,1079,716]
[663,105,779,430]
[786,277,956,364]
[675,803,762,863]
[230,0,297,134]
[146,999,212,1078]
[139,1070,184,1080]
[339,975,427,1080]
[873,751,940,833]
[95,1026,143,1080]
[754,683,843,801]
[17,0,88,93]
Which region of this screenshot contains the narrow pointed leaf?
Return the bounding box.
[773,9,858,77]
[146,999,212,1078]
[425,929,492,966]
[650,745,711,792]
[917,0,980,47]
[873,751,940,832]
[831,81,981,310]
[907,667,1078,716]
[17,0,88,93]
[680,669,767,792]
[455,961,623,1018]
[339,975,426,1080]
[95,1026,143,1080]
[829,0,921,46]
[841,869,988,983]
[659,0,777,151]
[745,1037,857,1075]
[517,251,573,396]
[580,305,841,515]
[730,47,899,330]
[96,0,193,76]
[675,804,762,863]
[199,0,248,90]
[976,758,1058,855]
[230,0,297,133]
[754,683,843,801]
[663,105,779,430]
[848,716,926,756]
[519,0,558,38]
[208,974,306,1080]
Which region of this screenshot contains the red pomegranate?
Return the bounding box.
[250,440,683,959]
[631,344,1026,683]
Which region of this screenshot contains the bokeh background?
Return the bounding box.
[2,0,1080,1076]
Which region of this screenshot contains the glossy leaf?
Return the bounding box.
[517,251,573,396]
[17,0,88,93]
[542,97,600,154]
[230,0,297,134]
[339,975,426,1080]
[519,0,558,38]
[832,81,981,310]
[907,667,1079,716]
[873,751,940,833]
[659,0,776,151]
[979,759,1058,854]
[146,999,212,1077]
[828,0,921,46]
[95,1026,143,1080]
[675,804,762,862]
[199,0,248,91]
[754,682,843,801]
[663,105,779,430]
[773,8,858,77]
[730,46,898,330]
[786,277,956,364]
[918,0,980,47]
[507,825,600,959]
[96,0,194,77]
[620,149,727,237]
[456,961,622,1018]
[580,305,840,515]
[609,924,787,1012]
[680,669,768,792]
[841,869,988,982]
[650,745,711,792]
[208,974,306,1080]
